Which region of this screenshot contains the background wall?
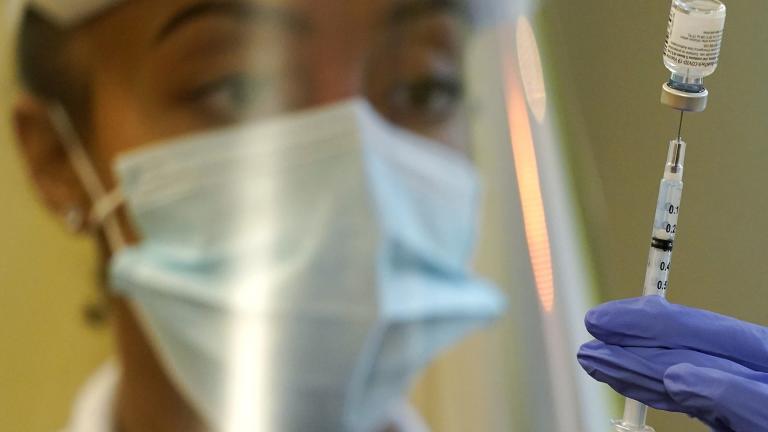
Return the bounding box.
[0,5,113,432]
[542,1,768,430]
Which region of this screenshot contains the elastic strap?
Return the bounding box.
[48,103,127,252]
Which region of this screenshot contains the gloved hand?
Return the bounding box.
[577,296,768,432]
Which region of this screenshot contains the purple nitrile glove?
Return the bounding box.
[578,296,768,432]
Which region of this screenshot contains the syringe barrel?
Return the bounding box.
[623,400,648,427]
[614,140,687,431]
[613,400,654,432]
[643,140,685,297]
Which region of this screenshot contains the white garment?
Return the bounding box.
[63,362,429,432]
[62,361,119,432]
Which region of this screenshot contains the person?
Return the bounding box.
[579,296,768,432]
[12,0,506,431]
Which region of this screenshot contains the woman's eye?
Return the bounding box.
[390,76,463,125]
[187,74,267,121]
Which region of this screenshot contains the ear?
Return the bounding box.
[13,93,89,232]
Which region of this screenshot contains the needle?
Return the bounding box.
[677,110,685,142]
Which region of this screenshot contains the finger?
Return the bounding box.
[710,426,736,432]
[578,340,768,413]
[578,340,679,411]
[585,297,768,372]
[665,364,768,432]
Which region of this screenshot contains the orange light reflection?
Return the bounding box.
[503,47,555,313]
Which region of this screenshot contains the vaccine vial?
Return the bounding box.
[663,0,726,93]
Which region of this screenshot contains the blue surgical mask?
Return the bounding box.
[53,99,506,432]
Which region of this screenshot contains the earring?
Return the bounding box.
[63,206,85,233]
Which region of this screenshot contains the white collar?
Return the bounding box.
[63,361,429,432]
[386,400,431,432]
[63,360,119,432]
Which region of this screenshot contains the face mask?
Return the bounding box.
[52,99,506,432]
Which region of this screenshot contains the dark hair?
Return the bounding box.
[16,8,90,125]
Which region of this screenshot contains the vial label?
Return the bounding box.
[663,7,725,70]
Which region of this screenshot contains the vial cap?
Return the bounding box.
[660,82,708,112]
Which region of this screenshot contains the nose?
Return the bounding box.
[305,52,364,106]
[300,2,372,107]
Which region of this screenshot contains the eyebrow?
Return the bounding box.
[155,1,310,43]
[388,0,467,26]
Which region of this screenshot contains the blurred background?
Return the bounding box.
[1,1,767,431]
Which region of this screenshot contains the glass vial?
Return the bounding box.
[663,0,726,92]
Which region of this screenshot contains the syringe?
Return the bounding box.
[608,1,726,429]
[611,133,687,432]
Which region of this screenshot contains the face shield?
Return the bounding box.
[16,0,610,431]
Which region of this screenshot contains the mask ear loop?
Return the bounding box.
[48,103,127,253]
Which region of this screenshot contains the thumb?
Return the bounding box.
[664,363,768,432]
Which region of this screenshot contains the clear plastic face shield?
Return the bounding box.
[15,0,611,430]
